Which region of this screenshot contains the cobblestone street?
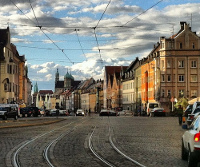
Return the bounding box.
[0,115,189,167]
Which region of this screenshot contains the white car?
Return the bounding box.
[182,115,200,167]
[76,109,85,116]
[187,106,200,126]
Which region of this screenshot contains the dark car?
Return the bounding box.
[150,108,166,117]
[29,107,40,117]
[99,110,117,116]
[20,107,33,117]
[0,106,18,120]
[183,104,193,117]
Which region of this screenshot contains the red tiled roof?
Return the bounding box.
[105,66,126,75]
[39,90,53,94]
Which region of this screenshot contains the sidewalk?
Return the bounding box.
[0,117,65,129]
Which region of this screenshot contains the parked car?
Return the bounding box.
[191,101,200,113]
[146,102,160,116]
[187,106,200,126]
[99,109,117,116]
[29,107,40,117]
[76,109,85,116]
[39,108,45,116]
[150,108,166,117]
[20,107,32,117]
[0,104,19,120]
[183,104,193,117]
[49,109,57,116]
[182,115,200,167]
[118,110,133,116]
[59,110,67,116]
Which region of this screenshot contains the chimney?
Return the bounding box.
[180,21,186,30]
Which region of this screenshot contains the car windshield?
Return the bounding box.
[149,104,158,108]
[0,107,7,111]
[194,107,200,114]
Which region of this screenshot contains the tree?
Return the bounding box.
[174,97,188,110]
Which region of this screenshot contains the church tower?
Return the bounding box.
[55,68,59,84]
[34,82,38,93]
[64,70,74,90]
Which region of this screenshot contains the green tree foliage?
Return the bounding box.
[174,97,188,110]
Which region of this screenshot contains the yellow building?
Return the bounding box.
[0,27,31,105]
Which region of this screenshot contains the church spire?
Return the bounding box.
[55,68,59,83]
[34,82,38,93]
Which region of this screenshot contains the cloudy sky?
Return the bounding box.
[0,0,200,91]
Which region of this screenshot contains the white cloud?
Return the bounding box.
[1,1,200,90]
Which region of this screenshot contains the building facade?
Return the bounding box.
[0,27,31,105]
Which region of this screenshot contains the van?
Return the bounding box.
[0,104,19,120]
[146,102,160,116]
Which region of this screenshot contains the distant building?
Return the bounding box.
[103,66,128,109]
[54,69,80,94]
[0,27,31,105]
[121,57,139,111]
[54,69,81,110]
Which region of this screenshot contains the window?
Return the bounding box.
[167,90,171,97]
[191,75,197,82]
[191,90,197,98]
[178,75,184,82]
[178,60,184,68]
[180,43,182,49]
[161,75,165,82]
[4,83,8,91]
[167,60,171,68]
[192,43,195,49]
[161,60,164,68]
[191,60,197,68]
[161,42,164,48]
[167,75,171,82]
[179,90,184,97]
[161,89,165,98]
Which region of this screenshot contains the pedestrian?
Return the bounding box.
[176,105,183,125]
[56,109,59,118]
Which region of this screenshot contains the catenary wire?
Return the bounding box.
[122,0,164,26]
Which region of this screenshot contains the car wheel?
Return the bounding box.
[14,115,18,120]
[188,147,197,167]
[3,115,7,120]
[181,141,187,160]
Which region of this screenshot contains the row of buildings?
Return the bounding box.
[2,21,200,114]
[34,22,200,113]
[0,27,32,106]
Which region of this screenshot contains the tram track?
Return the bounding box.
[11,118,86,167]
[89,117,146,167]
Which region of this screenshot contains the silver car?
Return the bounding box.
[182,115,200,167]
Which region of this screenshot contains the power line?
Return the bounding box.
[29,0,40,27]
[122,0,164,26]
[10,0,74,65]
[9,0,37,26]
[93,0,112,62]
[75,29,87,61]
[95,0,112,28]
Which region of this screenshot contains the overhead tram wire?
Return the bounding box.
[29,0,74,64]
[10,0,74,65]
[75,29,87,61]
[16,44,148,51]
[9,0,37,26]
[122,0,164,26]
[93,0,112,64]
